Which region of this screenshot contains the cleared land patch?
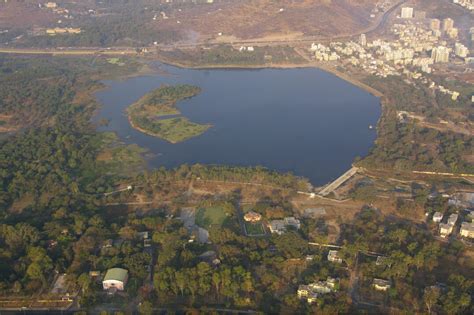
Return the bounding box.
[196,206,231,228]
[244,221,266,236]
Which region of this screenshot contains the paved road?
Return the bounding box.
[0,47,138,56]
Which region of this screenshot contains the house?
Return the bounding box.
[244,211,262,223]
[432,212,443,223]
[439,223,454,238]
[103,268,128,291]
[268,217,300,234]
[326,277,338,290]
[268,220,286,234]
[45,2,58,8]
[297,277,338,303]
[47,240,58,249]
[309,281,332,294]
[306,292,319,304]
[138,231,152,247]
[102,239,113,248]
[447,213,459,226]
[297,285,310,298]
[467,210,474,221]
[373,278,391,291]
[137,231,149,240]
[284,217,301,230]
[460,222,474,238]
[376,256,391,267]
[327,250,342,263]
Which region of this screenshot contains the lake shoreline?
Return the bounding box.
[127,114,177,144]
[152,54,384,99]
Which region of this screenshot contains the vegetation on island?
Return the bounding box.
[127,85,211,143]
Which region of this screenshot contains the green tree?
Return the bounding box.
[423,286,440,315]
[138,301,153,315]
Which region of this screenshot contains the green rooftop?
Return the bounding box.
[104,268,128,282]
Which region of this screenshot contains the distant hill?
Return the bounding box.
[0,0,380,47]
[154,0,378,41]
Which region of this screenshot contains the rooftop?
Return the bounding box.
[104,268,128,282]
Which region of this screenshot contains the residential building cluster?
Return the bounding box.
[452,0,474,11]
[40,2,73,18]
[433,209,474,239]
[309,9,470,101]
[297,277,338,304]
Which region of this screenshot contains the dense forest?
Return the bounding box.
[158,45,306,66]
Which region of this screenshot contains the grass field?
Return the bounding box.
[196,206,230,229]
[149,117,211,143]
[244,222,266,236]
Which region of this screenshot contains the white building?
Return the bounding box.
[103,268,128,291]
[401,7,414,19]
[431,46,450,63]
[45,2,58,8]
[460,222,474,238]
[433,212,444,223]
[360,34,367,47]
[455,43,469,58]
[373,278,391,291]
[442,18,454,32]
[439,223,454,238]
[447,213,459,226]
[430,19,441,31]
[327,250,342,263]
[267,217,301,234]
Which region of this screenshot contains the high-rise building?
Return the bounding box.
[442,18,454,32]
[431,46,450,63]
[447,28,459,39]
[430,19,441,31]
[401,7,414,19]
[360,34,367,46]
[455,43,469,58]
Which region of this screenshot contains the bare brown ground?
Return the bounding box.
[153,0,376,42]
[404,112,473,136]
[0,2,56,29]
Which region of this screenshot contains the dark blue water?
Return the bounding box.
[95,64,380,185]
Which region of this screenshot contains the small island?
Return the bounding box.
[127,85,211,143]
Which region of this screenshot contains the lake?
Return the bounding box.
[95,64,381,186]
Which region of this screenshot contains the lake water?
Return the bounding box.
[95,64,381,186]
